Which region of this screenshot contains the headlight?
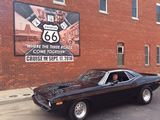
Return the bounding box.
[48,101,52,107]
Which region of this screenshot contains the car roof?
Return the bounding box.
[91,68,132,72]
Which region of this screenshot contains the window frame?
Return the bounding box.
[132,0,139,20]
[99,0,108,14]
[98,70,138,86]
[125,71,135,80]
[117,43,124,66]
[145,45,150,66]
[117,46,124,54]
[157,45,160,65]
[156,3,160,24]
[53,0,66,6]
[105,71,131,84]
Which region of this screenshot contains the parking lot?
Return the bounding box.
[0,88,160,120]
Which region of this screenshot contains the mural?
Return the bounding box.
[13,1,80,62]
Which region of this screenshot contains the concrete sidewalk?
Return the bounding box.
[0,87,36,105]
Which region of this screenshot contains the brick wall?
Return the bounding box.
[0,0,160,90]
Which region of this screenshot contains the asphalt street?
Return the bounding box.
[0,88,160,120]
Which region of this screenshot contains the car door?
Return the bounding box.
[94,71,137,105]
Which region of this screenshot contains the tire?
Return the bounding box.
[69,100,89,120]
[137,86,152,105]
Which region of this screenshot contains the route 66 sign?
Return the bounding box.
[42,24,60,43]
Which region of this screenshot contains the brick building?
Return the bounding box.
[0,0,160,90]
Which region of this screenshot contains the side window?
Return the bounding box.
[106,73,116,83]
[106,72,129,83]
[117,72,129,82]
[125,72,135,79]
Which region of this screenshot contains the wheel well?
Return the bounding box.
[149,86,153,91]
[145,85,153,91]
[68,98,90,120]
[84,99,92,109]
[71,98,92,109]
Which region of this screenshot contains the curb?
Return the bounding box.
[0,96,32,105]
[0,87,36,105]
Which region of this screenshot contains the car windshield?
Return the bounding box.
[76,70,106,84]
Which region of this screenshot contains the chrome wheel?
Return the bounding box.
[74,101,87,119]
[142,89,151,102]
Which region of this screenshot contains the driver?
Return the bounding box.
[112,73,119,83]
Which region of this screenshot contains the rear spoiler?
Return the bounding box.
[140,73,158,76]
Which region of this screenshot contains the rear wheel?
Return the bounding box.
[137,86,152,105]
[69,101,89,120]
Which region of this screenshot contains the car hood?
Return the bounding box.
[34,81,97,98]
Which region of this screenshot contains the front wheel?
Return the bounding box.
[137,86,152,105]
[69,101,89,120]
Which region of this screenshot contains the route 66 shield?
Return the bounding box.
[42,30,60,43]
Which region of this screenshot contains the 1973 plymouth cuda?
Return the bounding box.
[32,69,160,120]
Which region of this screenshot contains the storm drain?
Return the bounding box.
[0,93,33,102]
[23,93,31,96]
[0,88,34,103]
[9,95,18,98]
[8,94,32,98]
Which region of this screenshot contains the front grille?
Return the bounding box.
[33,93,52,112]
[35,93,48,106]
[36,94,45,101]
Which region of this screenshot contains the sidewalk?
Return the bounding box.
[0,87,36,105]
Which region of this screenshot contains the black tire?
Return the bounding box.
[137,86,152,105]
[69,100,89,120]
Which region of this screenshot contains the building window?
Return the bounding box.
[117,43,124,66]
[157,3,160,24]
[145,45,150,66]
[157,46,160,65]
[132,0,138,20]
[53,0,65,6]
[99,0,108,14]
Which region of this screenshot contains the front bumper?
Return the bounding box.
[32,94,68,114]
[32,95,52,112]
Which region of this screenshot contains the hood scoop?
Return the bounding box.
[49,82,80,95]
[39,82,81,96]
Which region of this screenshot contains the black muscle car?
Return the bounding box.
[32,69,160,120]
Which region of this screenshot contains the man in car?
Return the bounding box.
[111,73,119,84]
